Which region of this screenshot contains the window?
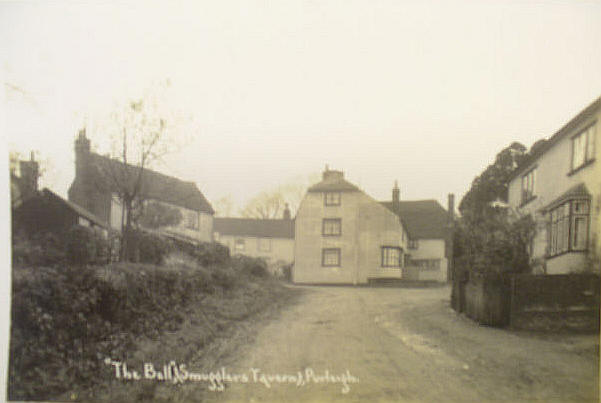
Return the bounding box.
[381,247,402,267]
[322,218,342,236]
[324,192,341,206]
[521,168,536,205]
[234,238,245,252]
[186,210,199,230]
[571,124,596,172]
[258,238,271,252]
[548,199,589,257]
[322,248,341,267]
[408,239,418,250]
[410,259,441,271]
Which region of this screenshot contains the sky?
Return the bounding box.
[2,0,601,214]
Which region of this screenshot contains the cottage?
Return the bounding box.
[13,188,109,238]
[507,96,600,274]
[293,168,452,285]
[381,193,453,282]
[68,130,215,243]
[213,207,294,274]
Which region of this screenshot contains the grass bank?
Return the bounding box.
[8,255,298,402]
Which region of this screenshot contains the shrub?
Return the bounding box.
[65,225,108,265]
[231,255,269,278]
[12,231,65,267]
[136,231,172,265]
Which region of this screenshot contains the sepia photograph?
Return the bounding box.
[2,1,600,402]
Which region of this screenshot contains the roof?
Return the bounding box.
[43,188,109,228]
[89,153,214,214]
[214,217,295,239]
[541,183,591,213]
[508,95,601,182]
[307,171,360,193]
[381,200,449,239]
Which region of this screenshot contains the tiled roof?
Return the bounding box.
[541,183,591,213]
[214,217,295,239]
[307,173,360,193]
[89,153,214,214]
[381,200,449,240]
[508,95,601,182]
[43,188,109,228]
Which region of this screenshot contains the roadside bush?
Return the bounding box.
[136,231,172,265]
[65,225,98,265]
[231,255,269,278]
[168,237,230,267]
[12,231,65,267]
[281,263,293,282]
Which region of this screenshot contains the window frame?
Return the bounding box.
[521,167,536,206]
[381,246,402,268]
[408,239,418,250]
[547,198,590,258]
[185,210,199,230]
[322,218,342,236]
[234,238,245,252]
[322,248,341,267]
[570,123,596,174]
[324,192,341,206]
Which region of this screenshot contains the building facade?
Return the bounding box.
[213,211,294,274]
[382,196,453,282]
[294,168,451,285]
[68,130,215,243]
[507,96,600,274]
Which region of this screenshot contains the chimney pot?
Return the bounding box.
[283,203,291,220]
[392,181,400,214]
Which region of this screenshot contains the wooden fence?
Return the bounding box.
[510,274,600,332]
[453,272,600,332]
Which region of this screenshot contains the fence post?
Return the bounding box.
[509,274,516,329]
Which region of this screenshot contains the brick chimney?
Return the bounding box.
[75,128,91,179]
[392,181,400,215]
[322,165,344,181]
[283,203,291,220]
[19,151,39,196]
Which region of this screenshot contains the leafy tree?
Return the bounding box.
[459,141,527,220]
[454,141,536,276]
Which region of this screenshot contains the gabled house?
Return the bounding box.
[213,207,295,274]
[507,96,600,274]
[68,130,215,243]
[381,194,453,282]
[293,168,453,284]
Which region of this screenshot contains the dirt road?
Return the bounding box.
[196,285,598,403]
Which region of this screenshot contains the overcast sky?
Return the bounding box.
[2,0,601,214]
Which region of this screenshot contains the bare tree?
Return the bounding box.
[213,195,236,217]
[239,172,320,219]
[93,81,183,260]
[240,191,286,219]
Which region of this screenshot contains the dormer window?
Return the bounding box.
[521,168,536,205]
[324,192,341,206]
[571,124,596,173]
